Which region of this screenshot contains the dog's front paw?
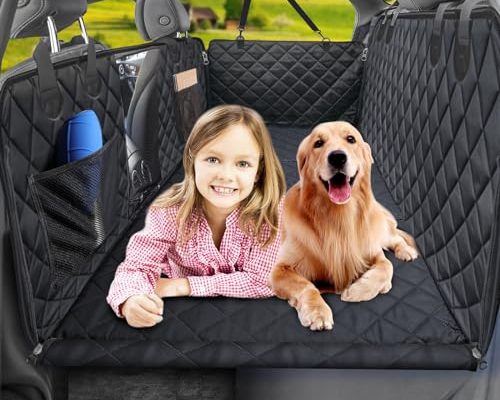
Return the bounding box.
[341,271,392,302]
[395,243,419,261]
[298,303,334,331]
[296,291,334,331]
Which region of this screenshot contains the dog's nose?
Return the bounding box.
[328,151,347,169]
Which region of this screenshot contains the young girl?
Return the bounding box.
[107,105,286,328]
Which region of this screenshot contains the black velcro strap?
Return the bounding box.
[454,0,486,81]
[85,38,101,98]
[33,40,62,119]
[430,2,454,66]
[385,9,401,43]
[376,9,391,42]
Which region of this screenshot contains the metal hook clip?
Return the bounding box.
[316,30,330,42]
[237,28,245,41]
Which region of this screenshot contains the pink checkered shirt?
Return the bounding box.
[107,199,283,317]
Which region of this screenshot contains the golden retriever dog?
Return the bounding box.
[270,121,418,331]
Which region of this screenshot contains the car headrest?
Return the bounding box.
[398,0,453,11]
[135,0,190,41]
[11,0,87,39]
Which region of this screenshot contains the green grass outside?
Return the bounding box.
[2,0,355,72]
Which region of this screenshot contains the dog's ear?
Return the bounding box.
[363,142,374,164]
[297,138,309,176]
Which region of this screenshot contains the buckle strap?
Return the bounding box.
[430,2,456,66]
[454,0,488,81]
[85,38,101,98]
[33,40,62,120]
[286,0,320,34]
[237,0,252,39]
[238,0,328,41]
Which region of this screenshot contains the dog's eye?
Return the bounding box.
[313,139,324,148]
[346,135,356,144]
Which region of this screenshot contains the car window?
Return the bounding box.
[2,0,355,72]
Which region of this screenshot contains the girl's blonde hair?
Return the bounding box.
[151,105,286,246]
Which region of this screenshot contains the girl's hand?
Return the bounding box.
[155,278,191,297]
[120,293,164,328]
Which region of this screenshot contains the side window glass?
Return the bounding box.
[2,1,356,72]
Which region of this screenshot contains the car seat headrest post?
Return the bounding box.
[46,16,60,53]
[78,17,89,45]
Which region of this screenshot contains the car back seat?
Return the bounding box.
[1,0,499,377]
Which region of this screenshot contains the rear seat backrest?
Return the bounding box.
[360,2,500,351]
[127,0,207,190]
[0,0,130,343]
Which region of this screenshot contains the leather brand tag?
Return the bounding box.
[173,68,198,92]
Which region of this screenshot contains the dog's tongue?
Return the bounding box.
[328,175,351,204]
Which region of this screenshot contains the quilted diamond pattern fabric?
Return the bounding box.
[4,5,499,370]
[360,9,500,352]
[0,38,208,343]
[155,37,207,182]
[0,51,130,341]
[46,339,473,369]
[46,126,472,369]
[208,40,364,127]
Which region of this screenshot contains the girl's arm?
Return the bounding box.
[185,198,284,298]
[107,207,176,316]
[186,224,281,298]
[156,277,191,297]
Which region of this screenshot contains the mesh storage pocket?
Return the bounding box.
[29,133,123,287]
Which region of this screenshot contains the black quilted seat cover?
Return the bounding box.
[0,49,130,343]
[46,126,472,369]
[208,40,363,126]
[152,37,208,182]
[3,3,498,371]
[360,7,500,354]
[126,38,208,212]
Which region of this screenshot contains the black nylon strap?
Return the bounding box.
[33,40,62,119]
[238,0,323,37]
[376,9,391,42]
[385,9,401,43]
[85,38,101,97]
[362,12,384,46]
[430,2,454,66]
[286,0,319,32]
[454,0,487,81]
[238,0,252,32]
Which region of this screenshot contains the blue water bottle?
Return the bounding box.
[56,110,104,242]
[57,110,103,164]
